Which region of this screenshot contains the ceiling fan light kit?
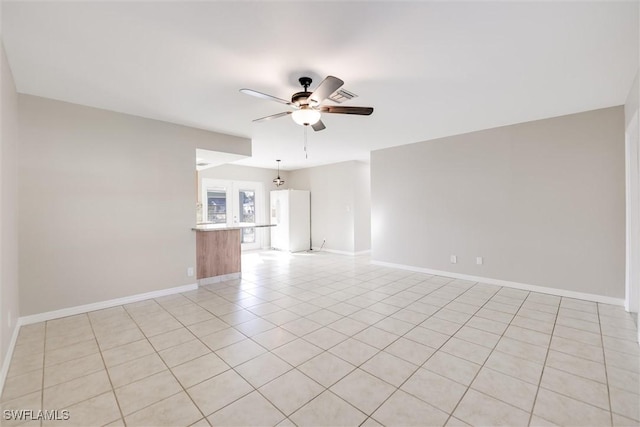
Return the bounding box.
[292,108,321,126]
[240,75,374,131]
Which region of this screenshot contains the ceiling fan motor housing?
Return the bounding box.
[298,77,312,90]
[291,91,312,106]
[292,77,314,106]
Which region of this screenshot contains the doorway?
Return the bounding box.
[201,179,265,250]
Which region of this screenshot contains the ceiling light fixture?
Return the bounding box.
[273,159,285,187]
[241,75,373,136]
[291,107,321,126]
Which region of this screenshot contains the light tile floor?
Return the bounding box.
[2,251,639,426]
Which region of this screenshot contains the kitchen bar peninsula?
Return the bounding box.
[192,224,274,284]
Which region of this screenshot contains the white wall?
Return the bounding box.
[354,162,371,253]
[198,163,290,201]
[0,40,20,380]
[288,160,371,254]
[372,107,625,299]
[18,95,251,316]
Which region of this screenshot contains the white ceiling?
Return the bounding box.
[3,1,638,170]
[195,148,247,172]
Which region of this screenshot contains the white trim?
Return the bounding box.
[354,250,372,256]
[0,320,22,397]
[371,260,624,306]
[198,272,241,286]
[625,112,640,313]
[312,247,371,256]
[19,283,198,326]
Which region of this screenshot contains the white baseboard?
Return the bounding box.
[371,260,625,306]
[354,250,372,256]
[1,281,198,395]
[0,320,23,399]
[312,247,372,256]
[19,283,198,326]
[198,272,241,286]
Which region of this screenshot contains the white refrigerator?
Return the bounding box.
[270,189,311,252]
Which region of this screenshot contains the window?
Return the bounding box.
[239,190,256,243]
[207,190,227,224]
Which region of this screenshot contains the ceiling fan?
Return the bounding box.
[240,76,373,131]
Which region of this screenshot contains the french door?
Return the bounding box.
[201,179,264,250]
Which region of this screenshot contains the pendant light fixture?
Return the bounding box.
[273,159,285,187]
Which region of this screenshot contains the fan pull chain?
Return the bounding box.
[304,126,308,159]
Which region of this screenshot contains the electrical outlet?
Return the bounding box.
[476,257,483,265]
[450,255,457,264]
[187,267,194,277]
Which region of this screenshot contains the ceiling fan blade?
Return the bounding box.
[308,76,344,106]
[311,120,326,132]
[240,88,294,106]
[253,111,292,123]
[320,106,374,115]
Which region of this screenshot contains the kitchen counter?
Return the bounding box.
[195,228,240,282]
[193,224,275,283]
[192,223,275,232]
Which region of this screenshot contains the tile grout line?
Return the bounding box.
[41,321,108,408]
[439,284,524,426]
[540,301,634,419]
[251,368,315,425]
[9,253,638,427]
[287,389,368,427]
[13,321,103,415]
[280,256,636,422]
[328,260,616,422]
[526,295,560,427]
[122,300,211,425]
[40,321,46,427]
[151,285,339,423]
[207,272,375,422]
[306,277,503,425]
[87,309,131,427]
[302,270,536,424]
[311,279,455,395]
[318,277,491,405]
[598,302,615,427]
[207,261,635,425]
[203,270,445,423]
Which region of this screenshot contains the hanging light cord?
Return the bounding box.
[304,126,308,159]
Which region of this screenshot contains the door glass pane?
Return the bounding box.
[239,190,255,243]
[207,190,226,224]
[239,190,255,223]
[242,227,255,244]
